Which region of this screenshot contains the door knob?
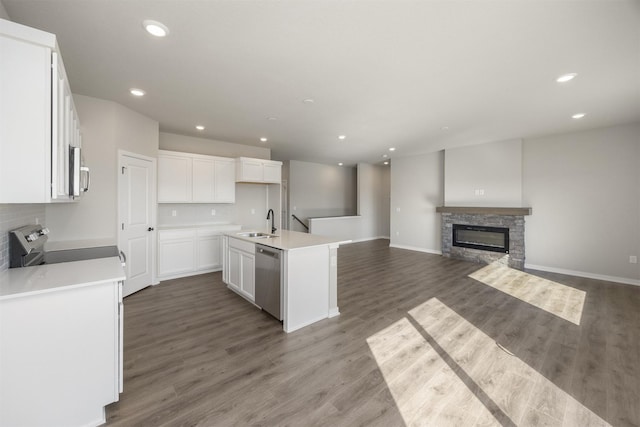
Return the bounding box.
[148,227,155,231]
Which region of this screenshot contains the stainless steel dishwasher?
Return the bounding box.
[255,244,282,321]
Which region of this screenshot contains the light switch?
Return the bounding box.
[171,210,177,217]
[630,255,638,264]
[396,207,401,212]
[211,209,216,216]
[251,208,255,214]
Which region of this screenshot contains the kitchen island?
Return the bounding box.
[223,230,349,332]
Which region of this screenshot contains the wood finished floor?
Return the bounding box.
[106,240,640,427]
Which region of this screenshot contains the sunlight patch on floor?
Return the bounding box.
[366,298,609,426]
[468,262,586,325]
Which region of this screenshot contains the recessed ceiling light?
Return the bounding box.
[143,20,169,37]
[195,125,205,131]
[260,137,268,142]
[382,154,388,158]
[267,117,278,121]
[389,147,396,152]
[572,113,586,119]
[303,98,315,104]
[383,161,389,165]
[441,126,450,131]
[338,135,346,140]
[557,73,577,83]
[130,88,145,97]
[338,162,343,166]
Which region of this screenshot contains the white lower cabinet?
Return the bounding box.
[157,226,240,280]
[0,280,122,427]
[224,237,256,302]
[158,229,197,277]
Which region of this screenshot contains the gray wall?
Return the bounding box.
[445,139,522,207]
[390,151,444,253]
[288,160,357,232]
[45,95,159,242]
[390,122,640,284]
[523,122,640,282]
[160,132,270,159]
[0,0,9,20]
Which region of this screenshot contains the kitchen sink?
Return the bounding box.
[238,232,276,239]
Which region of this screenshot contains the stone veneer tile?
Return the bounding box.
[441,213,526,270]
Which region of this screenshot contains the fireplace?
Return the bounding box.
[436,206,532,270]
[453,224,509,253]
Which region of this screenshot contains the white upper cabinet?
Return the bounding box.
[235,157,282,184]
[157,150,235,203]
[0,19,80,203]
[158,153,192,202]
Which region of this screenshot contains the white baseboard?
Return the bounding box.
[389,243,442,255]
[157,267,221,283]
[328,308,340,318]
[344,236,390,244]
[525,263,640,287]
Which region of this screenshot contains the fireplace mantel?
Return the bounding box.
[436,206,532,216]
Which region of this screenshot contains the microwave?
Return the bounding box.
[69,146,90,198]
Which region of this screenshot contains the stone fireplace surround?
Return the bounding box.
[436,206,532,270]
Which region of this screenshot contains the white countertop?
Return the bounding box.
[157,223,242,231]
[226,229,350,250]
[0,257,126,301]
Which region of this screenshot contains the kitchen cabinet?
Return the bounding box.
[158,150,235,203]
[0,19,80,203]
[158,153,192,202]
[157,229,197,277]
[226,236,256,301]
[0,259,124,427]
[157,225,241,280]
[235,157,282,184]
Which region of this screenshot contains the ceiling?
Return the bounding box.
[4,1,640,166]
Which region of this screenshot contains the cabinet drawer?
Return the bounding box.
[228,237,255,254]
[197,228,223,238]
[158,229,196,241]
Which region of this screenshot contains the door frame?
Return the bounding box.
[117,150,159,287]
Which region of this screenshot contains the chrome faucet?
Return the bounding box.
[266,209,277,234]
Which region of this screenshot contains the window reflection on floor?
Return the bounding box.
[366,297,608,426]
[469,262,586,326]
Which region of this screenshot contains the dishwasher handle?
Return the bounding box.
[257,246,280,259]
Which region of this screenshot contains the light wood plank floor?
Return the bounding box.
[106,240,640,426]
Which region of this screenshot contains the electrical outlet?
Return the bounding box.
[251,208,255,214]
[396,207,401,212]
[171,210,177,217]
[479,189,485,196]
[396,231,400,236]
[630,255,638,264]
[474,189,480,196]
[211,209,216,216]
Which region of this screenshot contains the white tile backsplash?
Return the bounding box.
[0,204,46,272]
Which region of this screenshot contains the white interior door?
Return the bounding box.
[118,152,156,297]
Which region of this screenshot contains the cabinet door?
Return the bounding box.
[192,158,215,202]
[241,252,255,301]
[228,248,241,291]
[158,238,196,276]
[0,36,51,203]
[238,159,263,182]
[51,52,71,200]
[214,159,235,203]
[196,235,221,270]
[263,162,281,183]
[158,154,191,202]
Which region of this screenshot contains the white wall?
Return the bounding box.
[45,95,159,242]
[445,139,522,207]
[159,132,270,159]
[288,160,357,232]
[390,151,444,254]
[523,123,640,284]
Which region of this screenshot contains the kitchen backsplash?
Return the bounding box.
[0,204,46,272]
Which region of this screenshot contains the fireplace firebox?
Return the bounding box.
[452,224,509,253]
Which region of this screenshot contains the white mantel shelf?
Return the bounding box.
[436,206,532,216]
